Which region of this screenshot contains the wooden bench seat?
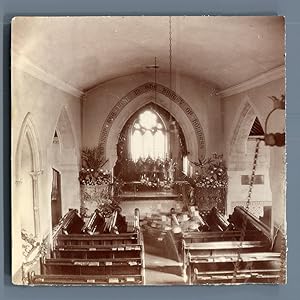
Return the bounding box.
[28,273,143,285]
[182,230,266,243]
[189,251,281,263]
[184,240,268,251]
[41,257,143,276]
[187,251,281,284]
[28,208,145,285]
[57,233,140,246]
[180,207,280,284]
[193,269,281,284]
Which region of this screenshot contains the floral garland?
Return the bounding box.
[192,153,228,189]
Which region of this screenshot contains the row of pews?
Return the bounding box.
[180,206,282,284]
[28,208,145,285]
[27,204,283,285]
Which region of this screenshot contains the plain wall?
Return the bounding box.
[11,66,82,282]
[222,78,285,228]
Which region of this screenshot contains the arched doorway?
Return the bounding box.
[50,131,62,227]
[49,106,80,222]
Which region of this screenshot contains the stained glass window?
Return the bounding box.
[131,110,167,161]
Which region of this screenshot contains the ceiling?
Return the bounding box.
[12,16,285,92]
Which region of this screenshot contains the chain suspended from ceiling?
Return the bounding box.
[169,16,173,91]
[168,16,176,132]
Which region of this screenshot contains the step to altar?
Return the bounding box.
[117,191,183,219]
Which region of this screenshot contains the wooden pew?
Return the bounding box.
[229,206,271,242]
[182,239,271,283]
[28,272,143,285]
[181,207,280,284]
[52,209,85,251]
[40,256,143,278]
[29,209,145,285]
[81,209,106,234]
[206,207,234,231]
[192,252,281,284]
[182,230,266,244]
[61,209,85,234]
[54,233,143,259]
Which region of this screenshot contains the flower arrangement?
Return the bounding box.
[79,168,111,185]
[137,157,176,189]
[192,153,228,189]
[79,146,111,185]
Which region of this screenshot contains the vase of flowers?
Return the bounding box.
[79,146,119,218]
[192,153,228,213]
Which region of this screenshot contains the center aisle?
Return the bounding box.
[143,253,185,285]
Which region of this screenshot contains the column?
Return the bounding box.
[30,170,43,238]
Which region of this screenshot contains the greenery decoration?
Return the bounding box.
[192,153,228,189]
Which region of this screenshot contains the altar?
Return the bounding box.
[116,181,187,220]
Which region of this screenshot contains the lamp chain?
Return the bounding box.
[169,16,172,90]
[232,138,261,283]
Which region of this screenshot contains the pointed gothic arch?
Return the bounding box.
[98,82,206,168]
[55,106,77,151]
[50,106,81,215]
[15,113,42,237]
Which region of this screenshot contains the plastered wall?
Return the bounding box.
[222,78,285,228]
[12,68,82,281]
[83,72,223,167]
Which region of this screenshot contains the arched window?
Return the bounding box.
[130,110,167,161]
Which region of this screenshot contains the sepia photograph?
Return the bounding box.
[11,16,286,286]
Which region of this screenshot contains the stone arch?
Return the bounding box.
[98,82,205,168]
[226,99,272,216]
[15,113,42,237]
[228,97,266,160]
[228,100,257,159]
[54,106,76,151]
[50,106,80,215]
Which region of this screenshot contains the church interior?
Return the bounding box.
[11,16,286,285]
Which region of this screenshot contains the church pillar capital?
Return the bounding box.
[30,170,43,181]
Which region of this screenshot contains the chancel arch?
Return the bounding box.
[98,82,205,169]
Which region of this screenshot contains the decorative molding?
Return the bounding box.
[13,53,84,98]
[227,100,257,164]
[30,170,43,181]
[230,101,254,150]
[15,114,42,238]
[98,82,206,161]
[217,65,285,98]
